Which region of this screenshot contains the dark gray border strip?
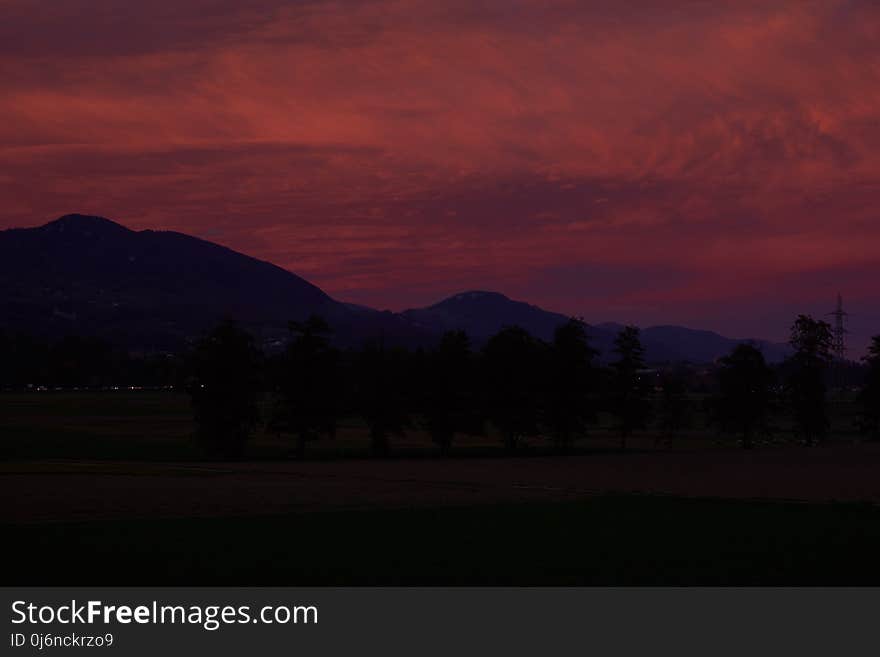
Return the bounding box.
[3,588,877,656]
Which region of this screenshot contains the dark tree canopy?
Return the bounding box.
[483,326,547,452]
[787,315,833,446]
[544,318,599,452]
[657,372,690,446]
[271,315,340,458]
[354,339,413,456]
[789,315,834,365]
[418,330,485,455]
[711,343,775,449]
[19,306,880,462]
[859,335,880,440]
[608,325,651,449]
[188,321,262,459]
[0,330,183,390]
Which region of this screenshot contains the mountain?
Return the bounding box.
[637,325,789,364]
[0,214,789,362]
[401,291,571,341]
[0,214,424,348]
[403,291,789,363]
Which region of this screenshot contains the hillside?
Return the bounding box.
[0,214,421,348]
[404,292,789,363]
[0,215,788,361]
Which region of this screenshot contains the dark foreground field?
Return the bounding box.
[6,449,880,584]
[7,496,880,585]
[4,391,880,584]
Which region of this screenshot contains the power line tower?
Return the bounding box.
[827,293,848,362]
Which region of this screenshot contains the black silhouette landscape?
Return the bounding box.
[3,215,880,585]
[4,1,880,592]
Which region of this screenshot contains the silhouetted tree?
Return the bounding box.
[5,331,45,388]
[419,331,484,455]
[0,335,7,458]
[271,315,340,458]
[710,344,775,449]
[188,321,262,459]
[858,335,880,440]
[354,339,412,456]
[608,326,651,450]
[544,319,599,452]
[656,372,689,447]
[787,315,833,446]
[0,329,184,391]
[483,326,546,452]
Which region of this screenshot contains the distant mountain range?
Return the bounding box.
[0,214,789,363]
[402,290,789,363]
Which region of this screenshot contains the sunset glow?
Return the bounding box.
[2,0,879,348]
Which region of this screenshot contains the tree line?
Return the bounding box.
[185,315,880,459]
[0,331,179,389]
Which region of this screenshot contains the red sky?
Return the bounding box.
[1,0,879,351]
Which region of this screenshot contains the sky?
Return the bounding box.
[1,0,879,352]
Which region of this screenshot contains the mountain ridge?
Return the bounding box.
[407,290,788,363]
[0,214,789,362]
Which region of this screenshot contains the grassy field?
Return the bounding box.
[0,390,867,461]
[6,495,880,585]
[3,391,878,585]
